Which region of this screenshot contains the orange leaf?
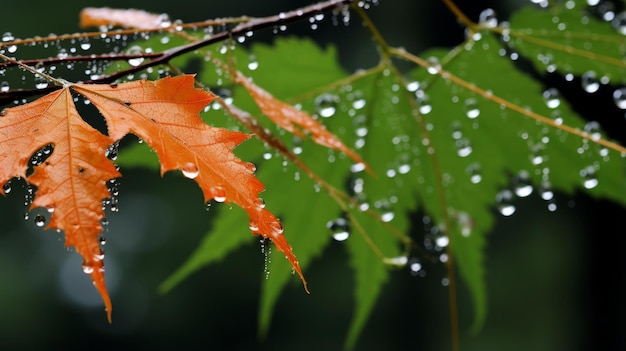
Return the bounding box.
[235,71,369,170]
[0,75,307,321]
[80,7,168,29]
[0,88,120,322]
[73,76,309,289]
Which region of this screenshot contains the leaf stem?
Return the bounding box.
[390,47,626,154]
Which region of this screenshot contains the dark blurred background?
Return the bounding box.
[0,1,624,350]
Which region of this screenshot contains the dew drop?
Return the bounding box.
[408,258,423,276]
[327,217,350,241]
[255,197,266,209]
[182,162,199,179]
[478,8,498,28]
[0,81,9,92]
[2,180,11,194]
[314,93,339,118]
[426,56,441,75]
[386,256,408,266]
[464,98,480,118]
[82,264,94,274]
[580,165,598,189]
[513,171,533,197]
[612,87,626,109]
[543,88,561,108]
[466,163,482,184]
[34,214,46,227]
[581,71,600,93]
[381,211,395,222]
[496,189,516,216]
[249,220,259,232]
[211,186,226,202]
[435,235,449,248]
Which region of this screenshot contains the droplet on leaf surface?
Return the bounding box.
[182,162,199,179]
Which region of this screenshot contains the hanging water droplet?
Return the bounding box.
[612,87,626,109]
[584,121,601,141]
[34,214,46,227]
[456,138,473,157]
[381,211,395,222]
[408,257,423,276]
[478,8,498,28]
[466,162,482,184]
[416,91,432,114]
[581,71,600,93]
[1,32,14,42]
[464,98,480,118]
[327,217,350,241]
[249,220,259,232]
[314,93,339,118]
[182,162,199,179]
[82,264,94,274]
[426,56,441,75]
[2,180,11,194]
[127,45,145,67]
[543,88,561,108]
[99,236,107,245]
[211,186,226,202]
[580,165,598,189]
[0,81,9,92]
[255,197,266,209]
[496,189,516,216]
[270,220,284,237]
[513,171,533,197]
[105,142,119,161]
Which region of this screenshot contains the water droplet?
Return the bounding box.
[386,256,408,266]
[327,217,350,241]
[381,211,395,222]
[613,87,626,109]
[496,189,516,216]
[478,8,498,28]
[34,214,46,227]
[255,197,266,209]
[543,88,561,108]
[99,236,107,245]
[270,220,284,237]
[456,138,473,157]
[435,236,449,248]
[580,165,598,189]
[581,71,600,93]
[584,121,602,140]
[126,45,145,66]
[513,171,533,197]
[211,186,226,202]
[466,163,482,184]
[0,81,9,92]
[408,258,423,276]
[182,162,199,179]
[82,264,94,274]
[426,56,441,75]
[464,98,480,118]
[2,180,11,194]
[2,32,14,42]
[314,93,339,118]
[249,220,259,232]
[611,11,626,35]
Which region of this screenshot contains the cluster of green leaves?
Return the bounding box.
[116,0,625,348]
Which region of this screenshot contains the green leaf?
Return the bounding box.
[508,3,626,81]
